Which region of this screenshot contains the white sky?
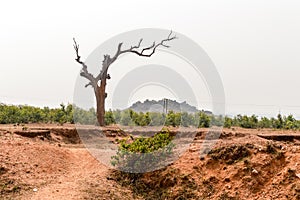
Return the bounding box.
[0,0,300,117]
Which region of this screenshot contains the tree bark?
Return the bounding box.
[95,79,106,126]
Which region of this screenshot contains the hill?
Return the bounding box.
[128,99,211,114]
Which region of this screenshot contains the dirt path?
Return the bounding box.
[23,147,110,200]
[0,125,134,200]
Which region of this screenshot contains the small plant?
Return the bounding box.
[224,117,233,128]
[198,112,211,128]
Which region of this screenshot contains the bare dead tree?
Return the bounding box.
[73,31,177,126]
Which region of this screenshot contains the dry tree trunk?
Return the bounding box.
[95,79,106,126]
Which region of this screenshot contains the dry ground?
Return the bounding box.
[1,124,300,199]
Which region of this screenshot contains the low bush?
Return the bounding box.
[111,129,175,173]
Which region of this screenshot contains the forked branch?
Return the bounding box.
[73,38,97,88]
[123,30,177,57]
[110,30,177,63]
[73,30,177,86]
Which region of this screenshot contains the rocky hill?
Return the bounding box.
[128,99,210,114]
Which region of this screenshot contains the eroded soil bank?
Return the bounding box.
[1,124,300,199]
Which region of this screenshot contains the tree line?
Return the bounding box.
[0,103,299,130]
[0,103,74,124]
[224,114,300,130]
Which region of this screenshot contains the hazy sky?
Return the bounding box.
[0,0,300,117]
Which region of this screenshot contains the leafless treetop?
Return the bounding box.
[73,31,177,88]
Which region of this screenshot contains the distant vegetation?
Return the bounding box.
[0,103,299,130]
[224,114,300,130]
[0,103,74,125]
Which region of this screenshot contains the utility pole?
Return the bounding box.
[163,98,168,114]
[166,98,168,113]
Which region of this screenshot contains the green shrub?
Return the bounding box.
[149,112,165,126]
[224,116,233,128]
[284,115,298,130]
[104,110,115,125]
[165,111,177,127]
[181,112,196,127]
[198,112,210,128]
[119,110,133,126]
[258,117,271,128]
[210,115,224,127]
[111,130,175,173]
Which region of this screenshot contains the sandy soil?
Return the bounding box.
[1,124,300,199]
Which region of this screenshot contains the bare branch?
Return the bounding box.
[73,38,88,69]
[85,82,92,88]
[141,42,155,54]
[74,31,177,86]
[73,38,97,88]
[107,30,176,67]
[121,30,177,57]
[131,38,143,50]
